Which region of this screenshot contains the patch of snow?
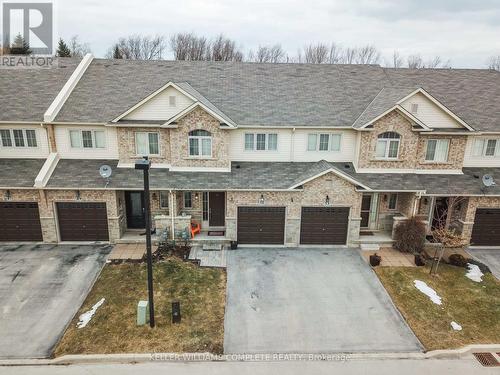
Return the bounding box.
[465,263,483,283]
[451,321,462,331]
[77,298,105,329]
[413,280,442,305]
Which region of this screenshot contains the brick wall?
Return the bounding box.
[357,111,467,170]
[117,127,171,164]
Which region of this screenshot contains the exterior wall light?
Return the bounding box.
[325,195,330,206]
[5,190,11,201]
[259,194,265,205]
[75,190,81,201]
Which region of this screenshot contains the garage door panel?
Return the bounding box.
[57,202,109,241]
[471,208,500,246]
[237,207,285,245]
[0,202,43,242]
[300,207,349,245]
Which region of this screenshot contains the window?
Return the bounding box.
[159,191,169,209]
[244,133,278,151]
[70,130,106,149]
[471,138,500,157]
[0,129,37,148]
[188,130,212,157]
[410,103,419,114]
[307,133,342,152]
[183,191,192,208]
[425,139,449,162]
[376,132,400,159]
[388,194,398,210]
[169,95,176,107]
[135,132,159,155]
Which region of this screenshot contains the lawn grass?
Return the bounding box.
[375,264,500,351]
[54,258,226,356]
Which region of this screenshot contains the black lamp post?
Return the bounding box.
[135,156,155,328]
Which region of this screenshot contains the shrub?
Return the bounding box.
[448,253,469,268]
[432,228,468,248]
[393,217,426,254]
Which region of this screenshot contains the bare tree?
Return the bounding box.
[355,45,381,64]
[407,54,451,69]
[328,43,344,64]
[68,35,91,58]
[207,34,243,61]
[302,43,329,63]
[107,34,166,60]
[488,55,500,71]
[170,32,209,61]
[343,47,356,64]
[248,44,286,63]
[389,50,404,68]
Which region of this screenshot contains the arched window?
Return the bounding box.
[188,130,212,157]
[376,132,400,159]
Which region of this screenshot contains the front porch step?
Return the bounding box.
[360,243,381,252]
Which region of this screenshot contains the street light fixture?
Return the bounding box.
[135,156,155,328]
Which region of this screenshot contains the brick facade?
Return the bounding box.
[117,127,171,164]
[357,111,466,170]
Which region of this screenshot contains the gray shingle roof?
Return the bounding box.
[45,159,500,195]
[0,59,79,122]
[52,59,500,131]
[352,87,417,128]
[0,159,45,187]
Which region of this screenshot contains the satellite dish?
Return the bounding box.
[482,174,496,187]
[99,165,112,179]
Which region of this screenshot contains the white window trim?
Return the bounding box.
[244,133,278,151]
[135,131,160,156]
[0,128,39,148]
[183,191,192,208]
[188,132,213,158]
[69,129,106,150]
[388,193,398,211]
[159,191,169,209]
[306,133,342,152]
[471,138,500,158]
[425,139,450,163]
[375,138,400,160]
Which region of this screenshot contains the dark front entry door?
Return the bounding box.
[360,195,372,228]
[125,191,145,228]
[209,192,225,227]
[432,197,449,230]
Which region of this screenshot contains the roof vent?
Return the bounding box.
[473,174,480,179]
[344,164,351,169]
[235,164,241,169]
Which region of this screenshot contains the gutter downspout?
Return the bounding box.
[170,190,175,240]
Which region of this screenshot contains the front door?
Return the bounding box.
[432,197,449,230]
[209,192,225,227]
[125,191,145,228]
[361,194,372,228]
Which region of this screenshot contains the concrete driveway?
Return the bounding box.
[224,248,422,353]
[467,248,500,280]
[0,244,111,358]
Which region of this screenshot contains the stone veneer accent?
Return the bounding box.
[169,107,230,169]
[357,111,466,170]
[225,172,363,246]
[117,127,171,164]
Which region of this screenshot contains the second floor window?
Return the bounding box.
[244,133,278,151]
[0,129,37,148]
[472,138,500,157]
[70,130,105,149]
[135,132,159,155]
[376,132,400,159]
[307,133,341,151]
[189,130,212,157]
[425,139,449,162]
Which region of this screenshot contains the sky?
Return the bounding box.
[55,0,500,68]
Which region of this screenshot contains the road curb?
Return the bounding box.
[1,345,499,366]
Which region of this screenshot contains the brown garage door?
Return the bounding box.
[237,207,285,244]
[471,208,500,246]
[57,202,109,241]
[300,206,350,245]
[0,202,43,241]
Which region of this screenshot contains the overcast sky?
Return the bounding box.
[56,0,500,68]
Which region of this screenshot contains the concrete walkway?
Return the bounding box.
[224,248,422,354]
[466,248,500,280]
[0,244,111,358]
